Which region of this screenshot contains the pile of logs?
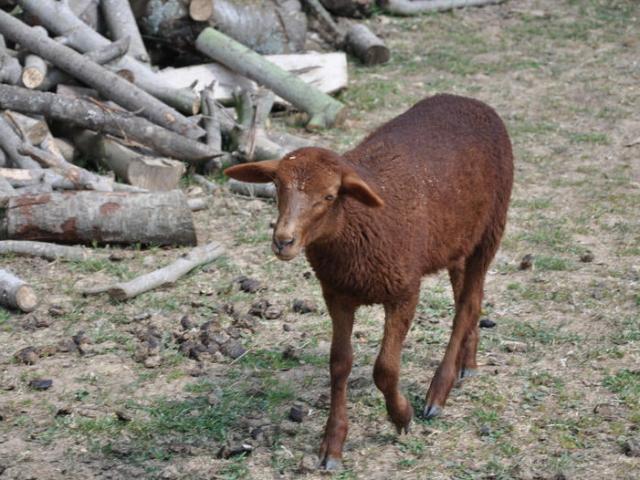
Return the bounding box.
[0,0,505,313]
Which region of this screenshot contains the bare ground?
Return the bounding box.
[1,1,639,479]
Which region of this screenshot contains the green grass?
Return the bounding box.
[603,369,640,408]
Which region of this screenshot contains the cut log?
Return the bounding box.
[101,0,150,63]
[0,240,93,261]
[18,142,114,191]
[0,175,15,199]
[21,52,48,89]
[196,28,345,130]
[78,242,224,300]
[0,11,204,139]
[52,138,75,163]
[228,179,276,199]
[74,131,186,191]
[0,268,37,312]
[346,24,390,65]
[0,191,197,246]
[14,183,53,196]
[3,111,49,145]
[192,174,217,194]
[0,115,41,169]
[17,0,200,115]
[320,0,374,18]
[39,36,132,92]
[0,34,21,85]
[0,86,219,163]
[379,0,505,15]
[193,0,307,55]
[68,0,101,31]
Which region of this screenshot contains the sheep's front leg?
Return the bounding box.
[318,292,357,471]
[374,294,419,434]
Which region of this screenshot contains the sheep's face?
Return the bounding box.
[224,147,384,261]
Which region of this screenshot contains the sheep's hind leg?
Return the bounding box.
[448,260,479,381]
[318,293,357,471]
[374,294,419,434]
[423,249,488,419]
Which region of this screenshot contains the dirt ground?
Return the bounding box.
[1,1,639,479]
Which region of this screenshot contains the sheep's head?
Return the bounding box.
[224,147,384,261]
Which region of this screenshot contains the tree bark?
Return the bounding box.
[21,52,48,89]
[0,167,74,190]
[1,190,197,246]
[0,11,204,139]
[196,27,345,130]
[0,86,219,163]
[0,115,41,169]
[0,240,93,261]
[346,23,389,65]
[17,0,200,115]
[74,131,186,191]
[191,173,217,194]
[68,0,101,31]
[0,175,15,199]
[39,36,132,92]
[18,142,114,192]
[0,34,21,85]
[379,0,505,15]
[187,197,208,211]
[319,0,374,18]
[101,0,150,63]
[78,241,224,300]
[0,268,37,312]
[228,179,276,199]
[3,111,49,146]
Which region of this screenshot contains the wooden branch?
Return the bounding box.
[0,34,21,85]
[0,11,204,139]
[39,36,132,92]
[187,197,208,212]
[379,0,505,15]
[0,115,41,169]
[196,27,345,130]
[78,242,224,300]
[346,24,390,66]
[1,191,197,246]
[74,131,186,191]
[0,167,73,190]
[101,0,150,63]
[0,86,219,163]
[68,0,100,31]
[302,0,346,47]
[18,142,113,192]
[228,179,276,199]
[17,0,201,115]
[3,111,48,145]
[0,175,15,199]
[0,268,37,312]
[192,174,217,194]
[0,240,94,261]
[21,53,48,89]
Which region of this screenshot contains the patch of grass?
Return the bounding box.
[507,321,581,346]
[534,255,573,271]
[603,369,640,407]
[568,131,610,145]
[218,457,250,480]
[68,257,134,280]
[341,79,402,112]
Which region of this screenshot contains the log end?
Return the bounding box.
[189,0,214,21]
[21,67,45,90]
[16,285,38,312]
[363,46,390,66]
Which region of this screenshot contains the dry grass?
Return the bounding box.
[1,1,639,479]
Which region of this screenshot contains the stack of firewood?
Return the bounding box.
[0,0,504,312]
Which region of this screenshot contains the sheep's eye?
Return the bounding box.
[324,194,335,202]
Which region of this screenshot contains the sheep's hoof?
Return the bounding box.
[422,404,442,420]
[459,368,479,381]
[395,420,411,435]
[319,455,343,471]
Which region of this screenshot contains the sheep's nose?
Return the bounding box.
[273,235,295,252]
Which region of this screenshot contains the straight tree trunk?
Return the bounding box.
[1,190,197,246]
[78,242,224,300]
[0,86,219,163]
[0,268,38,312]
[196,27,345,130]
[17,0,200,115]
[0,11,204,139]
[346,23,390,65]
[0,34,21,85]
[101,0,150,63]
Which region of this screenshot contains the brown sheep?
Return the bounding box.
[225,93,514,470]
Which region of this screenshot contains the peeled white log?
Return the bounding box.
[228,179,276,199]
[0,268,38,312]
[379,0,505,15]
[78,242,224,300]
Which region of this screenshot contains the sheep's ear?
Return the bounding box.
[341,172,384,208]
[224,160,280,183]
